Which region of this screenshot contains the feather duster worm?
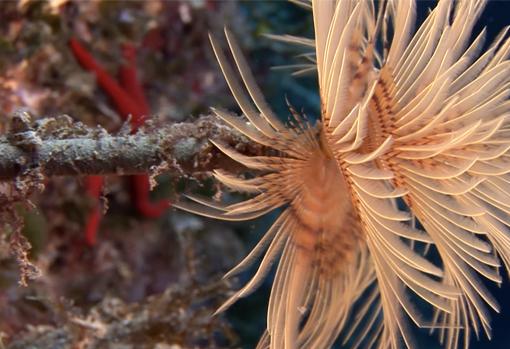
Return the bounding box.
[175,1,510,348]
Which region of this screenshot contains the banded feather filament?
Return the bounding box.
[175,1,510,348]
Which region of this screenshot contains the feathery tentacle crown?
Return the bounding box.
[175,1,510,348]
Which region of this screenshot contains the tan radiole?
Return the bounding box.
[175,1,510,348]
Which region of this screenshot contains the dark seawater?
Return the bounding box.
[226,1,510,348]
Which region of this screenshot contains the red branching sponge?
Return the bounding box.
[69,38,170,245]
